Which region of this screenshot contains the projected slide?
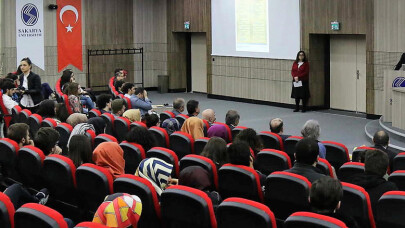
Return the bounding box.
[235,0,269,52]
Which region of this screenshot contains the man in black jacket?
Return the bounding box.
[285,138,325,183]
[372,130,397,172]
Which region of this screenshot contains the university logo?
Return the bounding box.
[21,3,39,26]
[392,77,405,87]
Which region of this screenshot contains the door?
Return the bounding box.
[330,35,366,112]
[191,33,207,93]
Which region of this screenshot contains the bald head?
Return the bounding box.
[270,118,284,134]
[373,130,389,147]
[202,109,216,124]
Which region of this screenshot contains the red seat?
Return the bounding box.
[284,212,348,228]
[194,137,210,155]
[55,78,64,102]
[217,197,277,228]
[94,134,118,148]
[213,122,232,142]
[180,154,218,190]
[55,123,73,150]
[75,222,109,228]
[352,146,375,162]
[218,164,264,203]
[147,147,180,178]
[256,149,292,175]
[170,131,194,159]
[113,175,161,227]
[388,170,405,191]
[393,152,405,171]
[265,171,311,220]
[101,113,115,136]
[114,117,131,142]
[18,109,32,124]
[161,185,217,228]
[119,141,145,174]
[122,96,132,109]
[0,91,15,128]
[0,192,15,228]
[0,139,20,179]
[231,126,247,141]
[175,114,189,127]
[338,162,365,179]
[338,182,376,228]
[149,126,170,148]
[11,106,22,125]
[322,141,350,170]
[85,129,96,148]
[284,136,303,163]
[160,111,175,123]
[88,109,102,119]
[16,146,45,189]
[130,121,147,129]
[377,191,405,227]
[28,114,43,137]
[41,118,58,128]
[259,131,284,151]
[15,203,68,228]
[76,163,114,212]
[108,76,119,98]
[202,119,210,137]
[62,94,74,115]
[317,158,335,178]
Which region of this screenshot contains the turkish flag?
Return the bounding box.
[57,0,82,72]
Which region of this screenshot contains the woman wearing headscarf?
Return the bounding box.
[207,124,228,141]
[161,118,180,135]
[135,158,176,197]
[123,109,141,123]
[66,113,88,128]
[93,193,142,228]
[180,117,204,140]
[93,142,125,179]
[88,117,106,135]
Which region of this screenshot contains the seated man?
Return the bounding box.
[285,138,324,183]
[310,176,359,228]
[269,118,290,141]
[113,68,126,82]
[131,87,152,116]
[1,79,18,115]
[202,109,216,126]
[225,110,240,130]
[186,100,200,117]
[122,82,135,99]
[172,98,185,116]
[372,130,397,172]
[96,94,112,114]
[343,149,397,216]
[34,127,62,156]
[114,80,125,95]
[111,99,126,117]
[7,123,34,148]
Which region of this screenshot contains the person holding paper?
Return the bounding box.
[291,51,310,112]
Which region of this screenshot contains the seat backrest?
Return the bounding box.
[393,152,405,171]
[147,147,180,177]
[377,191,405,228]
[218,164,264,202]
[88,109,102,119]
[0,192,15,228]
[265,171,311,220]
[122,96,132,109]
[11,106,22,124]
[337,162,365,179]
[18,109,32,124]
[108,77,119,98]
[74,222,109,228]
[113,174,161,227]
[149,126,170,148]
[202,119,210,137]
[259,131,284,151]
[256,149,291,176]
[28,114,43,137]
[119,141,145,174]
[85,129,96,148]
[175,114,189,127]
[43,155,77,199]
[15,203,68,228]
[388,170,405,191]
[338,182,376,228]
[55,78,64,99]
[76,163,114,211]
[161,185,217,228]
[180,154,218,190]
[160,111,175,123]
[0,91,15,127]
[170,131,194,159]
[113,117,131,142]
[16,146,45,188]
[130,121,148,129]
[352,146,375,162]
[62,94,74,115]
[284,212,348,228]
[322,141,350,170]
[231,126,247,140]
[284,136,303,163]
[55,123,73,149]
[0,138,20,177]
[213,122,232,142]
[41,118,58,128]
[194,137,210,155]
[101,113,115,136]
[316,158,335,178]
[94,134,118,148]
[217,197,276,228]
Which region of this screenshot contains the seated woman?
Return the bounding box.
[161,118,180,135]
[201,137,228,169]
[207,124,229,142]
[144,113,159,128]
[55,103,69,123]
[66,113,88,128]
[123,109,141,123]
[125,126,157,152]
[93,142,125,179]
[301,120,326,159]
[67,82,83,113]
[181,117,204,140]
[233,128,263,156]
[60,69,94,110]
[36,100,60,123]
[87,117,106,135]
[68,135,93,167]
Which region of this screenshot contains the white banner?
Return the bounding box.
[16,0,44,70]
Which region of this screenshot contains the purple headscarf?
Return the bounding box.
[207,124,228,141]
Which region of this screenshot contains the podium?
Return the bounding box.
[383,70,405,130]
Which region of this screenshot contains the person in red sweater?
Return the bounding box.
[291,51,310,112]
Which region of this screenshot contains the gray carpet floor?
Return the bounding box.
[150,91,372,153]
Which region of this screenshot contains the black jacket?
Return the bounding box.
[19,72,43,105]
[321,212,359,228]
[285,162,325,183]
[373,144,397,172]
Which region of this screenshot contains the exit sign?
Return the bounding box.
[331,21,340,31]
[184,21,190,30]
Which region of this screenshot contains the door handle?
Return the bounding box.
[356,70,360,79]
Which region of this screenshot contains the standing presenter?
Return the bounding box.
[291,51,310,113]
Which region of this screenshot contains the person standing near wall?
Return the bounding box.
[291,51,310,112]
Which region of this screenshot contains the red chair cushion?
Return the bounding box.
[18,203,68,228]
[81,163,114,194]
[0,192,14,228]
[48,154,77,187]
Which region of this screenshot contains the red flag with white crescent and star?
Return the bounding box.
[57,0,82,72]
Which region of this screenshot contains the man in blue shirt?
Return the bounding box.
[131,87,152,116]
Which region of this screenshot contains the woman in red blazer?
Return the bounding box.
[291,51,310,112]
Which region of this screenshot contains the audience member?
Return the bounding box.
[93,142,125,179]
[228,142,254,168]
[68,135,93,167]
[55,102,69,123]
[126,126,157,152]
[270,118,290,141]
[172,98,185,116]
[285,138,325,183]
[67,122,96,147]
[372,130,397,172]
[7,123,34,148]
[122,82,135,98]
[111,99,126,117]
[161,118,180,135]
[123,109,141,122]
[88,117,106,135]
[36,100,59,123]
[60,69,73,91]
[114,80,125,94]
[225,110,240,130]
[201,137,228,168]
[136,158,176,197]
[34,127,61,156]
[4,183,49,209]
[67,82,82,113]
[186,100,200,117]
[96,94,112,114]
[66,113,88,128]
[202,109,216,126]
[1,79,18,114]
[207,124,229,142]
[132,87,152,116]
[233,128,263,155]
[343,149,397,216]
[301,120,326,159]
[144,113,160,128]
[310,176,359,228]
[181,116,204,140]
[113,68,125,82]
[4,74,20,102]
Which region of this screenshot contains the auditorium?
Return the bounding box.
[0,0,404,227]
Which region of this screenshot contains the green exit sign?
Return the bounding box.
[184,21,190,30]
[331,21,340,31]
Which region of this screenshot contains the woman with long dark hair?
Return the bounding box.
[291,51,310,112]
[68,135,93,167]
[18,57,43,112]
